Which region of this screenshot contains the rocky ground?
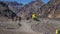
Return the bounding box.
[0,18,60,34]
[0,0,60,34]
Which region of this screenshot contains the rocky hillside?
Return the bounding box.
[0,0,60,19]
[39,0,60,18]
[17,0,44,19]
[0,2,19,19]
[17,0,60,19]
[4,1,23,14]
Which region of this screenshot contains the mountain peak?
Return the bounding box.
[0,1,23,6]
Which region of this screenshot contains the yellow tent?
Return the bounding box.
[32,13,36,19]
[56,29,58,34]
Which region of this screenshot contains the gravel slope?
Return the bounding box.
[0,18,60,34]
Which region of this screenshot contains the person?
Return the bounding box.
[31,13,40,21]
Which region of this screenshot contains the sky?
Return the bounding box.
[17,0,35,4]
[0,0,50,4]
[42,0,50,3]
